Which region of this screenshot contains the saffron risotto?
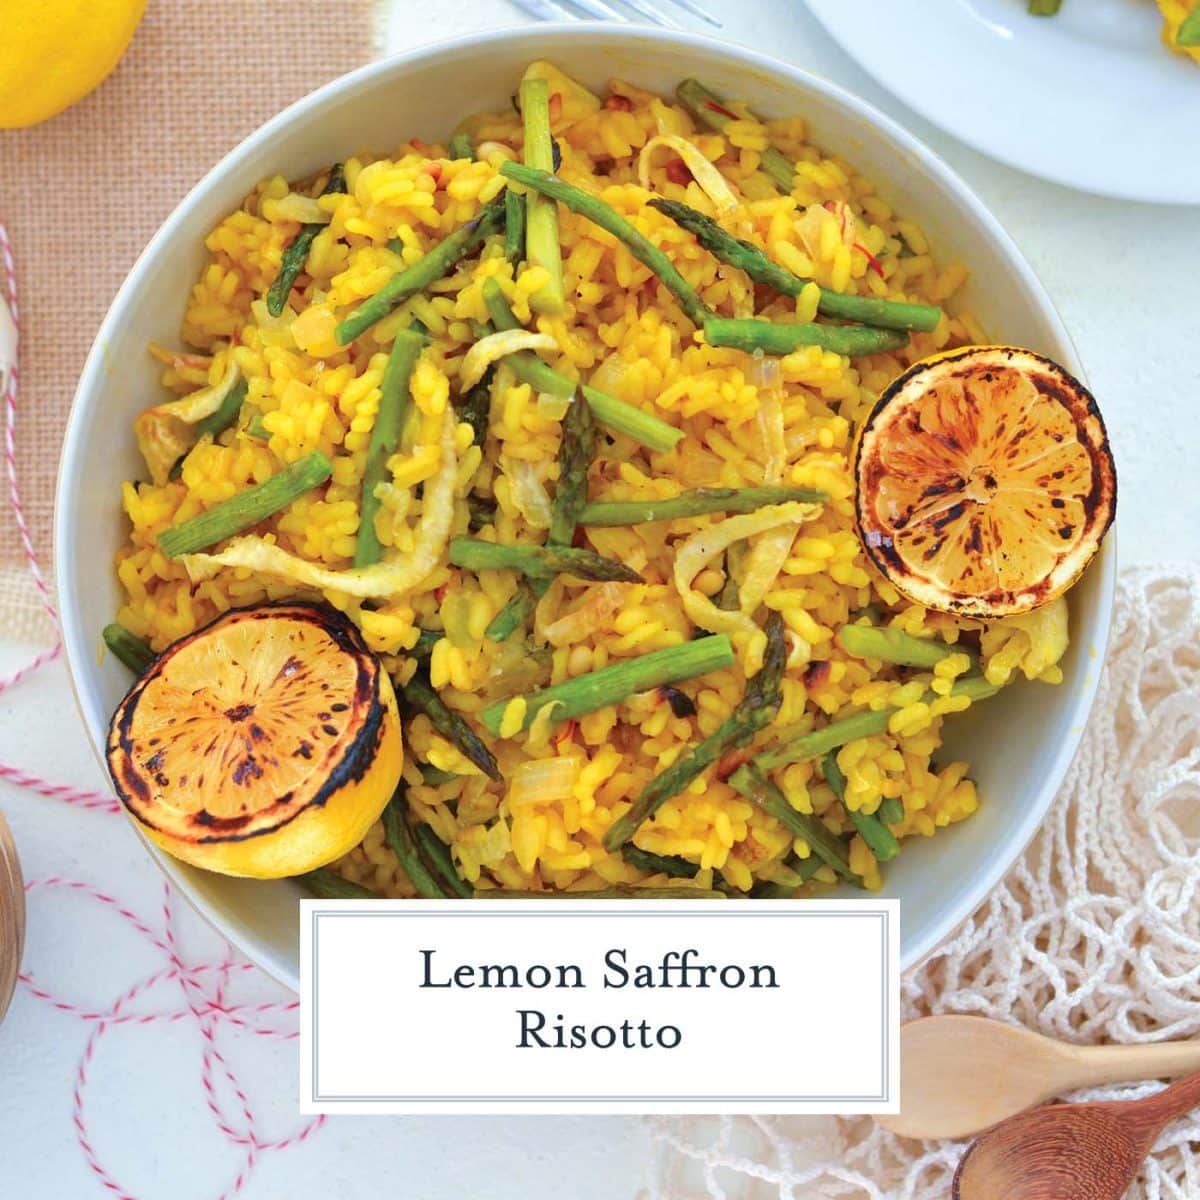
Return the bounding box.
[113,66,1070,895]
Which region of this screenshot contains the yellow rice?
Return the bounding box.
[114,69,1069,896]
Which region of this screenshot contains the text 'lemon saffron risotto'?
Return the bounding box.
[102,63,1115,897]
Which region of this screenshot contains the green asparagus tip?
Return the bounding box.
[102,624,155,675]
[335,198,505,345]
[449,537,643,584]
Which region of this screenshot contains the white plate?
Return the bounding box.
[805,0,1200,204]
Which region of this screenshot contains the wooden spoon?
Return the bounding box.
[880,1016,1200,1140]
[952,1070,1200,1200]
[0,812,25,1024]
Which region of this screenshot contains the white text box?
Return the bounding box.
[301,899,899,1115]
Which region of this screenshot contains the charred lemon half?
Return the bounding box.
[854,346,1115,617]
[106,603,403,878]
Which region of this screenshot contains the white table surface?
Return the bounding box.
[2,2,1198,1196]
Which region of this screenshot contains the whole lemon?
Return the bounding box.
[0,0,147,130]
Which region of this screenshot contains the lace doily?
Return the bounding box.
[647,565,1200,1200]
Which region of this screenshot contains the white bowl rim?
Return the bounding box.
[54,21,1117,990]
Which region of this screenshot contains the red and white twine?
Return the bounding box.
[0,223,326,1194]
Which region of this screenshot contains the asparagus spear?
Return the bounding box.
[878,796,905,826]
[157,451,332,557]
[481,279,682,451]
[447,132,474,160]
[467,494,498,530]
[449,537,641,583]
[488,379,599,640]
[675,79,796,194]
[1027,0,1062,13]
[498,162,712,328]
[419,763,461,786]
[519,78,566,316]
[621,845,701,879]
[649,198,943,333]
[481,633,735,735]
[822,752,899,862]
[550,391,597,545]
[455,367,493,449]
[414,823,473,898]
[579,485,827,527]
[336,198,506,344]
[837,623,978,670]
[604,613,787,850]
[705,317,909,358]
[266,164,347,317]
[382,790,447,898]
[301,867,379,899]
[727,762,856,879]
[102,624,155,674]
[244,410,270,440]
[1178,4,1200,43]
[401,675,502,781]
[850,604,885,625]
[411,628,440,661]
[485,580,538,642]
[193,378,249,442]
[479,886,723,899]
[504,190,526,269]
[355,326,427,567]
[750,853,825,897]
[756,674,999,771]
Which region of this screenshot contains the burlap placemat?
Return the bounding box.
[0,0,373,642]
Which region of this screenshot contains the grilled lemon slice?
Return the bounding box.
[854,346,1115,617]
[106,603,403,878]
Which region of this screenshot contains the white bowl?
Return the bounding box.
[55,24,1116,990]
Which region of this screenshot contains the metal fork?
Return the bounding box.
[508,0,721,31]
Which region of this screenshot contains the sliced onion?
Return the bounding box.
[538,582,629,647]
[267,193,330,224]
[796,200,855,261]
[182,407,458,598]
[474,819,513,866]
[638,135,740,216]
[729,383,791,615]
[745,354,782,393]
[482,637,550,701]
[507,757,581,807]
[134,361,241,486]
[536,390,571,421]
[147,344,212,371]
[503,455,554,530]
[475,140,516,166]
[673,501,822,671]
[460,330,558,391]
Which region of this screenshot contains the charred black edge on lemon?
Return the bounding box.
[853,346,1116,613]
[107,602,390,844]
